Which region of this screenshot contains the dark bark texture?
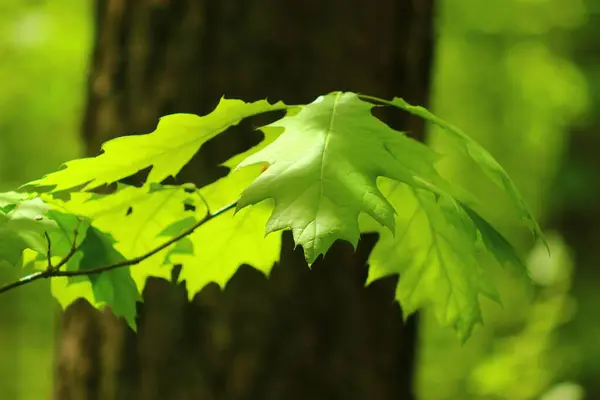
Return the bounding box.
[54,1,436,399]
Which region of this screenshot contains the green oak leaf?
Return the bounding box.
[27,98,286,192]
[156,119,284,299]
[169,164,281,300]
[235,91,453,263]
[46,184,201,290]
[75,226,140,329]
[367,180,500,341]
[367,179,530,341]
[47,223,140,330]
[462,205,529,279]
[387,97,546,248]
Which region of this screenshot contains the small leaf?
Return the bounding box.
[159,216,196,236]
[77,226,140,330]
[158,218,196,264]
[163,238,194,264]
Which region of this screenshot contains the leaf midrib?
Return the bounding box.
[313,92,341,245]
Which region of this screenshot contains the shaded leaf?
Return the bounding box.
[388,97,546,248]
[367,180,500,341]
[76,226,140,329]
[47,184,201,289]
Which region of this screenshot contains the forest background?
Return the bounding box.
[0,1,598,399]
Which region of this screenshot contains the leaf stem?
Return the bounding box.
[357,94,395,107]
[44,232,52,271]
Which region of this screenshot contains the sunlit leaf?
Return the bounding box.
[27,98,286,191]
[236,92,453,263]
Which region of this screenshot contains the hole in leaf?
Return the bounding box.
[163,109,286,188]
[117,166,153,187]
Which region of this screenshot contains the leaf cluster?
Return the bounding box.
[0,92,544,340]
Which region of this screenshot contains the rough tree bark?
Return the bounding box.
[54,1,436,399]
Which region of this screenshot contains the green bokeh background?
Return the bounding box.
[0,1,597,399]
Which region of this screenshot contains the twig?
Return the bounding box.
[53,218,82,271]
[0,271,48,294]
[44,232,52,271]
[0,201,237,295]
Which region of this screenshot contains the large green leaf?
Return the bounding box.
[367,180,498,341]
[366,179,530,340]
[147,119,285,299]
[235,92,452,263]
[27,98,286,191]
[38,106,286,310]
[230,91,534,339]
[168,164,281,300]
[386,96,546,247]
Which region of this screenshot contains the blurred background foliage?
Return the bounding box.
[0,1,90,399]
[0,0,597,399]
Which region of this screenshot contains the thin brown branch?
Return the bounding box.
[44,232,52,270]
[53,218,82,271]
[0,201,237,296]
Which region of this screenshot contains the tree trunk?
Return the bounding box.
[54,1,436,399]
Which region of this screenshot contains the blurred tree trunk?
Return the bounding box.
[54,1,436,399]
